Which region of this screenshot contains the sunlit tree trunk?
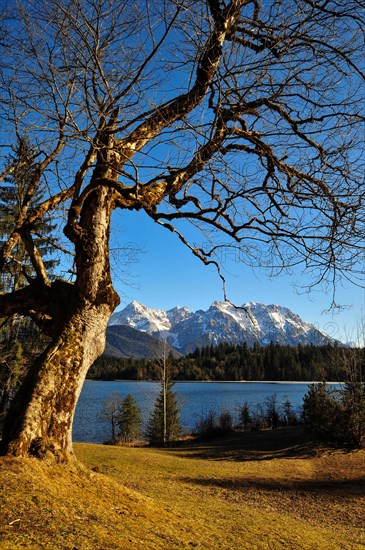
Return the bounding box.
[0,187,119,460]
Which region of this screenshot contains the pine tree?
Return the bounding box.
[239,402,251,430]
[146,382,182,446]
[302,383,338,440]
[0,136,58,293]
[0,340,26,430]
[265,394,279,429]
[118,394,142,443]
[0,136,59,426]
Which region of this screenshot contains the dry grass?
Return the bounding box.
[0,455,208,549]
[1,427,364,549]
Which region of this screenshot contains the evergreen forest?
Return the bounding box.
[88,342,365,382]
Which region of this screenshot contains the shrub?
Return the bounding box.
[218,409,234,432]
[194,409,234,439]
[194,410,218,439]
[303,382,365,448]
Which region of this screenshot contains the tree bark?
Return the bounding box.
[0,186,119,460]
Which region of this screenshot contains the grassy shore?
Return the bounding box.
[0,427,364,549]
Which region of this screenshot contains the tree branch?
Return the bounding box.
[116,1,245,161]
[0,280,74,334]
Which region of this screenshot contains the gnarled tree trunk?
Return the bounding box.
[0,186,119,460]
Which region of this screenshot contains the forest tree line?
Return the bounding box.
[88,342,365,382]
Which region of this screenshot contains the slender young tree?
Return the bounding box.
[0,0,364,460]
[147,340,182,446]
[99,392,122,445]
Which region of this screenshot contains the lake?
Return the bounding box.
[72,380,331,443]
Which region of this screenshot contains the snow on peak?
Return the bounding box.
[109,299,337,351]
[109,300,170,332]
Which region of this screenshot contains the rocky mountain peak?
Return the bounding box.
[109,300,336,354]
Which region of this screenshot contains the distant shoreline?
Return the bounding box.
[86,379,340,384]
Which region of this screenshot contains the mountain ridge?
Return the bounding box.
[108,300,336,355]
[105,324,181,359]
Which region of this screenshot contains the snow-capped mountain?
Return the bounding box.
[109,300,336,354]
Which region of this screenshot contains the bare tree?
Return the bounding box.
[99,392,121,445]
[0,0,364,460]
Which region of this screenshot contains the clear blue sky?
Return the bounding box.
[110,210,365,345]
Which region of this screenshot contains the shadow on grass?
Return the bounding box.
[180,474,365,499]
[178,473,365,530]
[167,427,337,462]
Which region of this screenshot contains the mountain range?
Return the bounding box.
[106,300,336,357]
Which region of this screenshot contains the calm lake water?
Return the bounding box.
[72,380,331,443]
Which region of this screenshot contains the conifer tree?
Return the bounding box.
[118,394,142,443]
[146,382,182,446]
[0,136,58,293]
[0,137,59,425]
[239,402,251,430]
[0,340,26,430]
